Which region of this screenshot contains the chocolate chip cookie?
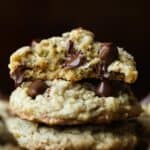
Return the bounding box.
[0,101,22,150]
[9,28,138,85]
[6,117,139,150]
[10,79,141,125]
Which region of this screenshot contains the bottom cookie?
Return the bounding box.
[6,117,138,150]
[137,104,150,150]
[0,144,22,150]
[0,100,22,150]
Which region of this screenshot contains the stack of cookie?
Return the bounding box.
[0,100,22,150]
[7,28,142,150]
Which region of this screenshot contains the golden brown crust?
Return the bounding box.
[10,79,141,125]
[10,105,141,125]
[6,117,138,150]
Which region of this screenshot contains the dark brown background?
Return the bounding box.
[0,0,149,99]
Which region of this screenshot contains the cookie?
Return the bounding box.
[0,101,16,144]
[0,144,22,150]
[6,117,138,150]
[0,119,15,145]
[9,28,138,85]
[0,101,22,150]
[137,116,150,150]
[10,79,141,125]
[136,95,150,150]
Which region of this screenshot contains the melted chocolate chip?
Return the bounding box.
[100,42,118,65]
[97,63,107,78]
[63,51,86,69]
[96,79,113,97]
[11,66,26,86]
[67,40,75,54]
[63,40,86,69]
[27,80,48,98]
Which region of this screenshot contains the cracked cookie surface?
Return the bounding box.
[6,117,138,150]
[10,79,141,125]
[9,28,138,84]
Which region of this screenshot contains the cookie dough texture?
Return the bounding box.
[10,79,141,125]
[0,100,9,118]
[142,103,150,116]
[137,116,150,150]
[138,102,150,132]
[9,28,138,83]
[0,101,22,150]
[6,117,138,150]
[0,119,15,145]
[0,101,15,143]
[0,144,22,150]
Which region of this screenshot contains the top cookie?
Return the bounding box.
[9,28,138,84]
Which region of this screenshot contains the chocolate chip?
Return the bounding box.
[96,79,113,97]
[27,80,48,98]
[97,63,107,78]
[63,51,86,69]
[99,42,118,65]
[11,66,26,86]
[67,40,75,54]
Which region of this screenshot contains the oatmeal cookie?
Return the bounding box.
[6,117,138,150]
[10,79,141,125]
[9,28,138,84]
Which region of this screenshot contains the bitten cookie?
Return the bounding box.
[10,79,141,125]
[9,28,138,85]
[6,117,138,150]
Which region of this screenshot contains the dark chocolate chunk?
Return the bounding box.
[100,42,118,65]
[27,80,48,98]
[67,40,75,54]
[97,63,107,78]
[83,82,96,91]
[96,79,113,97]
[63,51,86,69]
[11,66,26,86]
